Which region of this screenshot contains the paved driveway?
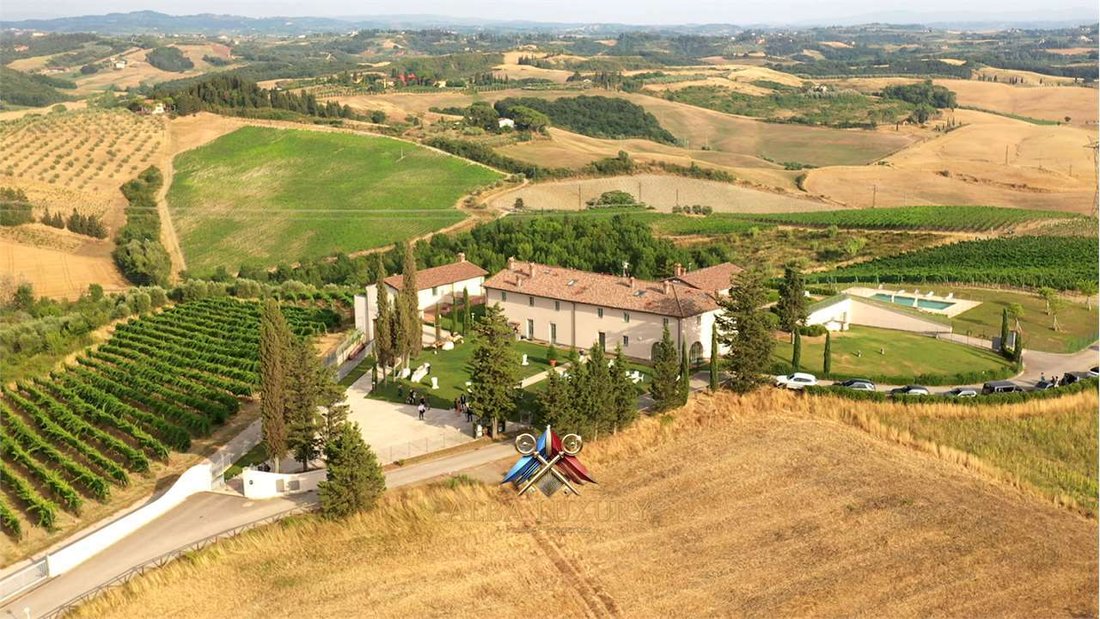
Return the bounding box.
[345,373,475,465]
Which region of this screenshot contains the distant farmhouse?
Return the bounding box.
[483,259,740,363]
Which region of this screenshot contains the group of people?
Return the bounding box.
[397,386,430,420]
[453,393,474,422]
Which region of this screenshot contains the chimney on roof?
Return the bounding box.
[629,276,635,290]
[508,256,516,272]
[457,252,466,263]
[674,263,684,277]
[516,275,524,288]
[662,280,671,294]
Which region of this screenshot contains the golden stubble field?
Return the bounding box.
[805,109,1098,212]
[73,389,1097,618]
[70,44,231,95]
[488,173,833,213]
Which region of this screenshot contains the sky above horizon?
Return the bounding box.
[2,0,1097,24]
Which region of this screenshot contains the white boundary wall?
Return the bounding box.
[45,463,213,577]
[242,469,326,500]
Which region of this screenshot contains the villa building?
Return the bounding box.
[354,253,487,340]
[482,258,736,364]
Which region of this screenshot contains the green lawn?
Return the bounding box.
[811,283,1098,353]
[869,405,1098,516]
[168,126,501,276]
[369,337,556,410]
[772,326,1015,385]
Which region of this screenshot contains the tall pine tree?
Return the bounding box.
[823,331,832,375]
[678,341,690,406]
[650,326,680,411]
[318,422,386,519]
[999,307,1011,358]
[469,304,518,437]
[260,299,292,472]
[716,267,775,393]
[539,363,578,433]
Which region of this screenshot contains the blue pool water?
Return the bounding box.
[871,293,955,311]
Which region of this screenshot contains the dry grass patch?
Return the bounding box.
[488,174,832,213]
[72,389,1097,618]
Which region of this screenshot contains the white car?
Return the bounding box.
[774,372,818,390]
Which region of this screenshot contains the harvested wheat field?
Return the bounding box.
[0,237,127,299]
[939,79,1098,125]
[73,389,1097,618]
[806,109,1098,212]
[490,174,833,213]
[71,45,224,94]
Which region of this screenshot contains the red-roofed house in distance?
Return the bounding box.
[354,253,487,341]
[482,258,737,365]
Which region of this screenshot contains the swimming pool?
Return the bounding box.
[871,293,955,311]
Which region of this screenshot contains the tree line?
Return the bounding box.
[151,75,359,120]
[0,187,107,238]
[494,96,677,144]
[113,166,172,287]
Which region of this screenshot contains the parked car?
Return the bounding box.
[890,385,930,397]
[837,378,876,391]
[981,380,1023,395]
[1033,379,1058,391]
[1060,371,1092,386]
[774,372,818,390]
[1089,367,1099,378]
[943,387,977,398]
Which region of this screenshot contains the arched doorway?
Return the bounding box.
[689,341,704,367]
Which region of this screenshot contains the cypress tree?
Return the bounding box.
[776,264,807,342]
[396,243,421,366]
[434,302,442,341]
[469,304,518,437]
[999,307,1010,357]
[650,326,680,411]
[716,267,775,393]
[538,362,576,432]
[587,342,613,436]
[373,255,396,378]
[259,299,291,473]
[318,422,386,519]
[709,325,719,391]
[678,341,690,405]
[462,288,471,336]
[823,331,832,375]
[286,337,323,472]
[610,345,638,432]
[792,330,802,371]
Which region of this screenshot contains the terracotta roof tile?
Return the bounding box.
[384,261,487,291]
[483,262,719,318]
[671,263,742,293]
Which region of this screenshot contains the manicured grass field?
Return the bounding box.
[168,126,501,275]
[814,283,1098,353]
[772,326,1015,385]
[370,337,554,410]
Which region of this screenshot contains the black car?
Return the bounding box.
[890,385,930,397]
[1033,379,1058,391]
[1060,371,1092,386]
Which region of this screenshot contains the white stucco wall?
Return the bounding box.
[241,469,326,500]
[807,297,951,334]
[384,276,484,312]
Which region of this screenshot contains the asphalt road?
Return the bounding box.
[3,442,516,619]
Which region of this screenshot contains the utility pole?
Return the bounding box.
[577,186,582,210]
[1004,144,1009,165]
[871,184,877,208]
[638,180,642,205]
[675,188,680,207]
